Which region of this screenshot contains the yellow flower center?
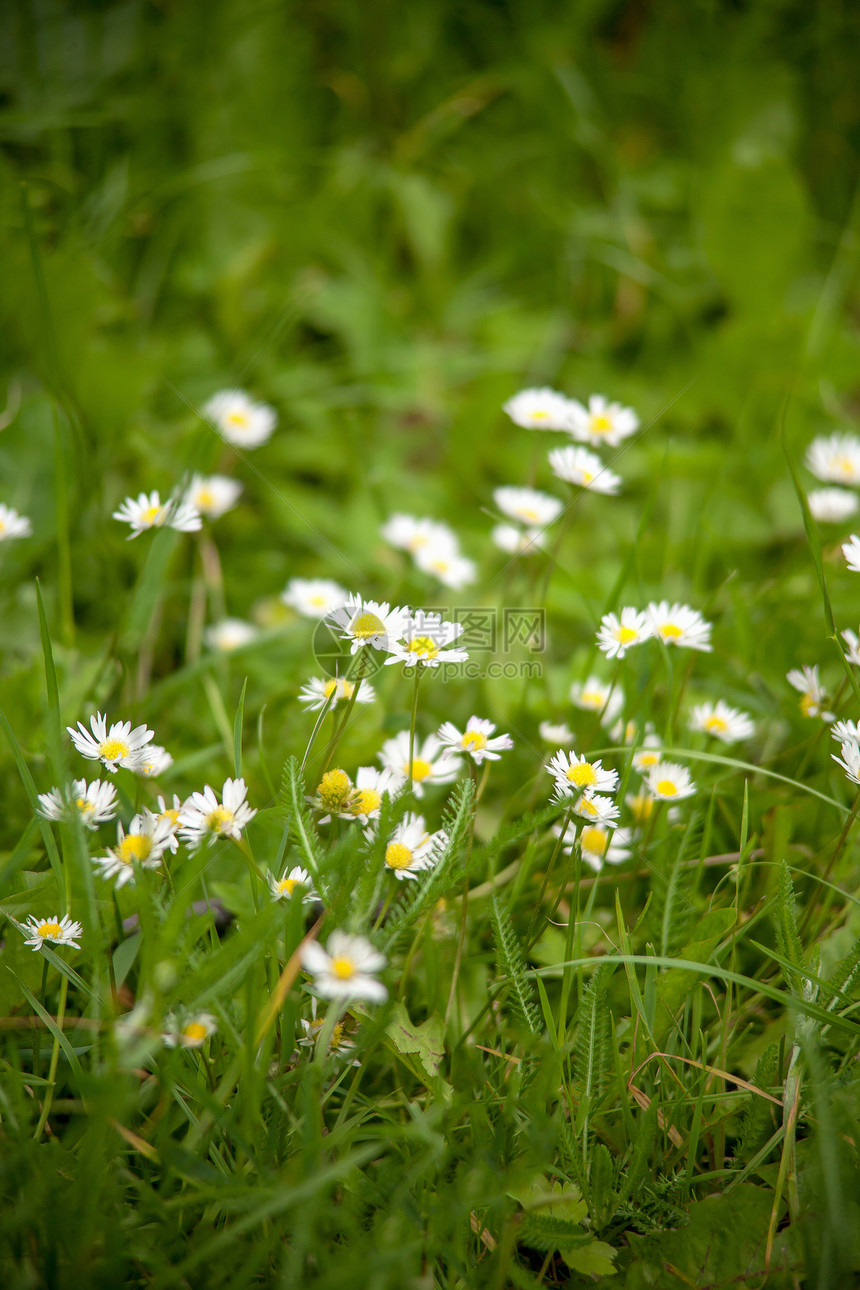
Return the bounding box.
[590,413,613,435]
[581,471,594,485]
[195,487,215,510]
[350,611,386,639]
[117,833,152,864]
[429,558,450,573]
[835,456,855,477]
[406,635,440,661]
[160,808,180,826]
[226,410,249,427]
[206,806,234,833]
[310,594,327,607]
[0,519,5,535]
[75,796,95,817]
[520,507,540,523]
[277,877,299,895]
[406,758,432,782]
[581,690,605,709]
[800,694,816,716]
[656,779,678,797]
[385,842,414,871]
[530,410,549,421]
[567,762,597,787]
[660,623,683,640]
[578,798,599,818]
[637,752,660,767]
[704,716,728,734]
[182,1021,208,1043]
[141,505,164,526]
[580,827,608,856]
[407,535,429,551]
[628,794,653,824]
[317,768,353,810]
[461,730,488,752]
[38,921,63,940]
[350,788,382,816]
[331,956,356,980]
[100,737,130,762]
[614,625,638,644]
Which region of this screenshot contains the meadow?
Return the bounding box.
[2,2,860,1286]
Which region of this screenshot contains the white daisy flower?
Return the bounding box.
[565,394,639,448]
[298,675,376,711]
[282,577,350,619]
[562,793,621,827]
[437,716,513,764]
[155,794,183,853]
[787,665,834,720]
[546,749,619,796]
[807,487,859,524]
[597,607,653,659]
[832,719,860,744]
[268,865,317,903]
[539,721,574,745]
[338,766,400,823]
[67,713,155,773]
[646,601,713,652]
[688,700,755,743]
[0,504,32,540]
[204,388,277,449]
[491,524,547,555]
[553,819,634,871]
[37,778,118,830]
[841,629,860,666]
[328,596,410,654]
[296,998,357,1059]
[842,534,860,572]
[163,1013,218,1048]
[381,514,459,558]
[570,677,624,726]
[186,474,242,520]
[384,610,469,670]
[204,618,258,652]
[136,745,173,778]
[112,490,202,539]
[806,433,860,486]
[832,739,860,787]
[381,812,448,881]
[503,387,574,431]
[548,445,622,494]
[645,762,696,801]
[94,811,174,888]
[413,546,477,588]
[378,731,461,797]
[178,778,257,849]
[493,486,563,527]
[20,913,82,953]
[630,730,664,771]
[300,931,388,1002]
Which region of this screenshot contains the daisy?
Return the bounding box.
[282,577,350,619]
[539,721,574,745]
[185,474,242,520]
[565,394,639,448]
[327,596,410,654]
[437,716,513,764]
[300,931,388,1002]
[546,749,619,796]
[20,913,82,953]
[378,732,461,797]
[646,601,713,652]
[313,768,355,816]
[339,767,400,823]
[645,762,696,801]
[94,811,175,888]
[204,388,277,449]
[491,524,546,555]
[553,819,634,871]
[0,504,32,540]
[562,793,621,827]
[413,546,477,589]
[381,812,449,881]
[155,794,183,853]
[381,514,458,558]
[842,535,860,572]
[268,865,317,903]
[163,1013,218,1048]
[37,778,118,830]
[841,629,860,666]
[688,700,754,743]
[627,792,655,826]
[68,713,155,773]
[178,778,256,848]
[493,487,563,527]
[297,998,357,1059]
[204,618,258,652]
[806,433,860,486]
[597,607,653,660]
[787,665,834,720]
[570,678,624,726]
[630,731,663,771]
[548,445,621,494]
[298,675,376,711]
[136,745,173,778]
[384,610,469,670]
[832,739,860,787]
[503,387,574,431]
[831,719,860,744]
[112,490,202,539]
[807,487,859,524]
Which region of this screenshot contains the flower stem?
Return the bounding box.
[408,668,423,790]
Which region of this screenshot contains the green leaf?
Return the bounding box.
[384,1002,445,1083]
[561,1238,617,1277]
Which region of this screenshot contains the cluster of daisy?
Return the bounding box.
[805,432,860,524]
[381,514,476,589]
[597,600,712,660]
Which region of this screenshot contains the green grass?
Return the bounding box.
[2,1,860,1286]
